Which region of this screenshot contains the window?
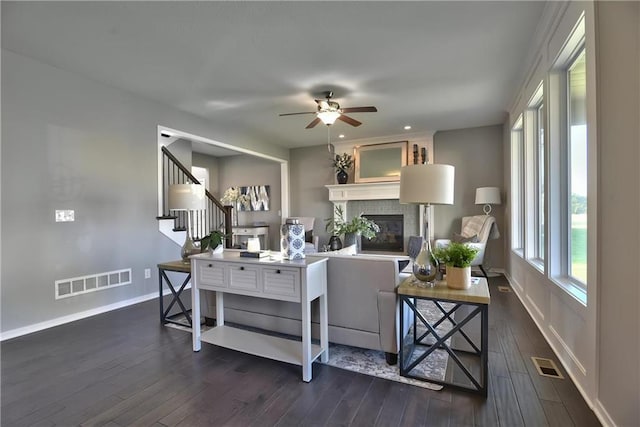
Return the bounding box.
[525,83,545,267]
[536,102,545,261]
[567,48,587,285]
[509,13,591,302]
[511,115,524,252]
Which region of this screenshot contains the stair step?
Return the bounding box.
[156,215,177,220]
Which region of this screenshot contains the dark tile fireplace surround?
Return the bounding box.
[347,200,420,254]
[362,214,404,252]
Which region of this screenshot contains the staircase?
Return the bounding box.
[157,146,232,248]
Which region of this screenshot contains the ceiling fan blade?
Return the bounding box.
[279,111,316,116]
[341,106,378,113]
[337,114,362,127]
[305,117,322,129]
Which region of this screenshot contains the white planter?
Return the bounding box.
[446,266,472,289]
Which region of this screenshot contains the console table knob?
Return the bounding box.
[240,266,245,271]
[276,269,281,274]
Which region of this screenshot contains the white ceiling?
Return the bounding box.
[2,1,545,150]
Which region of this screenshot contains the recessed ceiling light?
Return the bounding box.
[338,134,345,138]
[404,125,412,130]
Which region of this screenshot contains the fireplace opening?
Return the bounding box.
[361,214,404,252]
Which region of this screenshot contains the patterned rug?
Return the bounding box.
[165,300,450,391]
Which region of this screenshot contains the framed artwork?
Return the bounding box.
[240,185,270,211]
[354,141,408,183]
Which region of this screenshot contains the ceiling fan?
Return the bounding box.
[279,91,377,129]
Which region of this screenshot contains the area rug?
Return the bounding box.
[165,300,450,391]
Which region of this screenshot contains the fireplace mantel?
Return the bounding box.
[325,182,400,202]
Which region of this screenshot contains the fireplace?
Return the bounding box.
[361,214,404,252]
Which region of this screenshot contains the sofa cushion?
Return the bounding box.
[321,244,357,256]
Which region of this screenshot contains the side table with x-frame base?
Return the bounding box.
[398,276,490,396]
[158,260,193,328]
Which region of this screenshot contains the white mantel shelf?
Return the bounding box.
[326,182,400,202]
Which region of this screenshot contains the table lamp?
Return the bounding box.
[400,164,455,285]
[475,187,501,215]
[168,184,206,260]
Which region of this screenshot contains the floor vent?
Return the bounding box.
[497,286,512,293]
[531,357,564,379]
[55,268,132,299]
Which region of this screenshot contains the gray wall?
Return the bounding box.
[192,152,221,195]
[289,144,335,247]
[1,49,287,334]
[218,155,282,250]
[595,2,639,425]
[433,125,505,270]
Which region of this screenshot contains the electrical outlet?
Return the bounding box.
[55,210,75,222]
[144,268,151,279]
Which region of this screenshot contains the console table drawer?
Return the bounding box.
[262,267,300,302]
[228,264,261,293]
[198,262,226,289]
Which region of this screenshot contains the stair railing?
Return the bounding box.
[158,146,233,248]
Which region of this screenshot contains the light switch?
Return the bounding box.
[55,210,75,222]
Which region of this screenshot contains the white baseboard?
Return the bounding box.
[594,398,617,427]
[0,286,189,341]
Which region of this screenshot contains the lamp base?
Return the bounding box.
[412,240,437,287]
[181,236,200,261]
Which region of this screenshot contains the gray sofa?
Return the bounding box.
[202,251,411,364]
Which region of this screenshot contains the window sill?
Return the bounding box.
[527,257,545,274]
[551,276,587,307]
[512,248,524,258]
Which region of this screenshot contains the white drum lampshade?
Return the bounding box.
[168,184,206,211]
[399,164,455,205]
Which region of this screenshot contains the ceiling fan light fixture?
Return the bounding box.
[317,110,341,125]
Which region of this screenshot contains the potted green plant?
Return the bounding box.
[433,242,479,289]
[325,206,379,252]
[333,153,353,184]
[199,230,227,253]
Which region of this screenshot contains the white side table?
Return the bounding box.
[232,225,269,250]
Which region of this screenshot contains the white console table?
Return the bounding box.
[190,251,329,382]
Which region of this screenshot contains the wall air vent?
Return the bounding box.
[497,286,512,293]
[55,268,132,299]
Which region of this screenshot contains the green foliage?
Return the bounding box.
[325,205,380,239]
[333,153,353,172]
[199,230,227,251]
[571,193,587,214]
[433,242,479,268]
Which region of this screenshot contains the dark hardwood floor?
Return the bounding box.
[1,275,601,426]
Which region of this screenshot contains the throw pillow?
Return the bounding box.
[320,244,358,257]
[452,233,479,243]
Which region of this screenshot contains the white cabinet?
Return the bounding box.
[190,251,328,382]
